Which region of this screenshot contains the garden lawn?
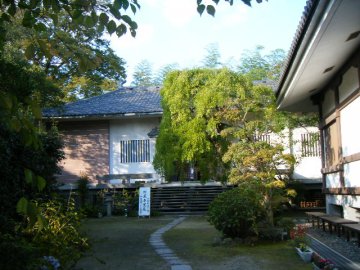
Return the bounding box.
[73,216,173,270]
[163,216,313,270]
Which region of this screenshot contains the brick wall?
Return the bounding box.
[56,120,109,184]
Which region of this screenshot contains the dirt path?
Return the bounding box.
[73,216,175,270]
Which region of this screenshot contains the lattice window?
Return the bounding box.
[254,134,271,144]
[120,140,150,163]
[301,132,320,157]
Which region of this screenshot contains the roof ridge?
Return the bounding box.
[121,86,162,92]
[43,85,163,118]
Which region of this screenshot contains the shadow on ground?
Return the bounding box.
[73,215,313,270]
[73,216,174,270]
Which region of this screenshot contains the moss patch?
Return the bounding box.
[164,216,312,270]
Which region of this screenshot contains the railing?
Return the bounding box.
[301,132,321,157]
[300,200,323,208]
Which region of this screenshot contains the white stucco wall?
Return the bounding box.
[326,194,360,221]
[324,67,360,222]
[325,172,341,188]
[293,157,322,180]
[340,96,360,157]
[109,117,160,178]
[344,160,360,188]
[291,127,322,181]
[267,127,321,181]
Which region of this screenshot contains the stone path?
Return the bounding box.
[149,216,192,270]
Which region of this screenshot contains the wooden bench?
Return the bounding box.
[319,215,358,237]
[305,211,327,228]
[342,223,360,247]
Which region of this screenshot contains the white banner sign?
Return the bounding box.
[138,187,151,217]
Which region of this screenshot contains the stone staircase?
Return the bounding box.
[151,184,231,215]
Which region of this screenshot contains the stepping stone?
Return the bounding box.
[171,265,192,270]
[149,217,192,270]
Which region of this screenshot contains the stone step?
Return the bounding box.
[151,185,232,214]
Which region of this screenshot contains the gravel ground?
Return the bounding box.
[307,226,360,265]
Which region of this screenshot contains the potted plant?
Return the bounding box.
[311,252,339,270]
[290,224,313,262]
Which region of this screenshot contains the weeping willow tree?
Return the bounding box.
[154,68,297,226]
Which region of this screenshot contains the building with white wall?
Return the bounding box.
[43,87,162,186]
[44,84,323,208]
[276,0,360,220]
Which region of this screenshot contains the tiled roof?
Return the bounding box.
[253,79,277,91]
[43,86,163,118]
[276,0,318,93]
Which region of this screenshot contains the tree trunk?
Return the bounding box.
[264,193,274,227]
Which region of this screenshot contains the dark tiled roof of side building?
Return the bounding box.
[276,0,318,93]
[43,86,163,119]
[253,79,277,92]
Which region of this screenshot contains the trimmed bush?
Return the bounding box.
[208,187,263,238]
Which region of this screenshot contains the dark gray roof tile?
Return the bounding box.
[43,86,163,118]
[276,0,318,93]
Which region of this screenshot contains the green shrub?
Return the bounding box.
[30,197,88,268]
[208,187,263,239]
[77,174,89,207]
[113,189,133,216]
[81,204,102,218]
[113,189,139,217]
[0,234,39,270]
[276,217,295,233]
[0,125,64,231]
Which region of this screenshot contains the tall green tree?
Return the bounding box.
[237,45,286,81]
[0,1,140,260]
[154,68,295,226]
[131,59,154,87]
[0,59,64,232]
[202,43,222,68]
[2,14,127,102]
[153,63,179,86]
[154,69,231,182]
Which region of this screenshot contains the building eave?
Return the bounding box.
[43,111,163,122]
[276,0,360,112]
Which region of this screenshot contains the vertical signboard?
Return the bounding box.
[138,187,151,217]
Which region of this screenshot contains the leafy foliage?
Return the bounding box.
[197,0,267,16]
[0,124,64,232]
[224,141,296,226]
[153,63,180,86]
[155,67,302,226]
[29,198,88,268]
[131,59,154,87]
[237,45,286,81]
[202,43,222,68]
[154,68,241,182]
[0,48,76,270]
[0,0,140,47]
[77,174,90,208]
[112,189,139,217]
[290,224,310,250]
[208,186,264,238]
[0,0,139,268]
[154,68,288,183]
[0,233,39,270]
[2,14,127,101]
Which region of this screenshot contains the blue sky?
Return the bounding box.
[109,0,307,85]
